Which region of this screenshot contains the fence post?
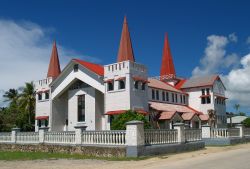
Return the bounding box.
[39,127,49,143]
[202,125,211,138]
[235,124,244,138]
[11,128,20,143]
[173,123,185,143]
[125,120,145,157]
[74,125,87,144]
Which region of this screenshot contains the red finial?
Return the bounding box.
[117,16,135,62]
[160,33,176,79]
[47,41,61,79]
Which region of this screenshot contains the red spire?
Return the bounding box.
[47,41,61,79]
[160,33,176,78]
[117,16,135,62]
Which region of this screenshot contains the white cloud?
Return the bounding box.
[192,35,239,77]
[222,54,250,110]
[0,19,100,102]
[193,34,250,112]
[228,33,238,42]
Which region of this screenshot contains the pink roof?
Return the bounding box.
[159,111,177,120]
[199,114,209,121]
[180,75,220,89]
[73,59,104,76]
[181,112,197,121]
[105,109,148,115]
[149,101,201,114]
[148,78,184,93]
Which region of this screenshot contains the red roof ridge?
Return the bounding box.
[185,105,203,115]
[72,59,104,76]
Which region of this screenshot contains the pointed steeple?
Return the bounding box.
[47,41,61,79]
[117,16,135,62]
[160,33,176,79]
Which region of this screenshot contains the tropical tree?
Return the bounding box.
[234,104,240,114]
[18,82,36,126]
[3,89,19,106]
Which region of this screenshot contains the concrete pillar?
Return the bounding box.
[201,125,211,138]
[39,127,49,143]
[173,123,185,143]
[126,120,145,157]
[11,128,20,143]
[74,125,87,144]
[235,124,244,138]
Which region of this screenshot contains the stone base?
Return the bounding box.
[203,136,250,146]
[0,143,126,157]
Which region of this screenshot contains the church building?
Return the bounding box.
[35,17,227,131]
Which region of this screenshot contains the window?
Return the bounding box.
[107,81,114,91]
[152,89,155,100]
[162,91,165,101]
[77,95,85,122]
[180,95,183,103]
[207,97,211,104]
[142,83,146,90]
[156,90,159,100]
[206,88,210,95]
[74,64,79,72]
[45,92,49,100]
[166,92,169,101]
[175,94,178,103]
[118,80,125,89]
[38,93,42,100]
[183,95,186,104]
[134,81,139,89]
[201,89,205,95]
[201,97,206,104]
[172,93,175,102]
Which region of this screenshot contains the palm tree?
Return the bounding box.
[3,89,19,106]
[234,104,240,114]
[19,82,36,125]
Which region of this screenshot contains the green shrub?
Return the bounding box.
[242,117,250,127]
[111,110,150,130]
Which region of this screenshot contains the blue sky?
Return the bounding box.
[0,0,250,113]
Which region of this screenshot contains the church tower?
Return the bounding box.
[104,17,148,117]
[35,41,61,131]
[160,33,178,86]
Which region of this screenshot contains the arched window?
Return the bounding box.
[142,82,146,90]
[108,82,114,91]
[134,81,139,89]
[119,80,125,89]
[38,93,42,101]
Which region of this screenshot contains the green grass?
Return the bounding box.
[0,151,148,161]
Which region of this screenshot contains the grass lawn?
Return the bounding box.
[0,151,147,161]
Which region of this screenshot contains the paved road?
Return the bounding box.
[1,144,250,169]
[147,147,250,169]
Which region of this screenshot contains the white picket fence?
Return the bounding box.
[16,132,39,143]
[144,129,178,145]
[211,128,240,138]
[44,131,75,144]
[0,132,11,142]
[81,130,126,145]
[185,129,202,142]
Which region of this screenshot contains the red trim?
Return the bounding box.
[115,77,126,81]
[214,94,228,99]
[35,116,49,120]
[104,79,113,83]
[199,94,211,98]
[175,79,187,89]
[133,76,149,83]
[73,59,104,76]
[186,106,203,115]
[105,109,148,115]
